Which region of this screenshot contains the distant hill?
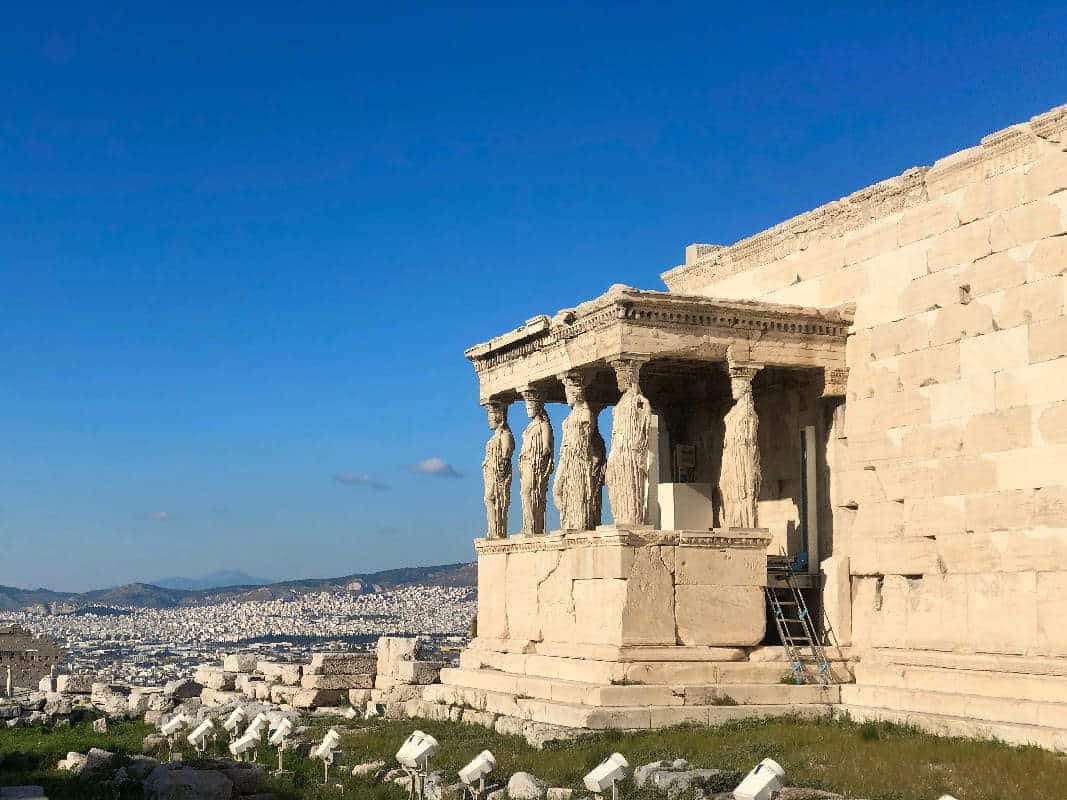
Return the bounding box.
[0,562,476,612]
[154,571,272,591]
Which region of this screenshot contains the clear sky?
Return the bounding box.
[2,3,1064,591]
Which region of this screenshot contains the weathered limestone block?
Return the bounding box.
[256,661,302,685]
[476,552,509,640]
[375,637,422,689]
[269,685,300,705]
[505,548,563,643]
[572,579,628,646]
[192,668,235,691]
[222,654,257,673]
[675,546,763,586]
[995,358,1067,409]
[483,401,514,539]
[308,653,376,676]
[396,661,445,685]
[963,406,1032,454]
[620,546,675,645]
[927,219,992,271]
[929,302,995,346]
[292,688,347,709]
[301,673,374,690]
[993,276,1065,330]
[676,585,764,646]
[56,675,94,695]
[1030,316,1067,363]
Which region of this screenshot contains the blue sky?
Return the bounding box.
[2,3,1064,591]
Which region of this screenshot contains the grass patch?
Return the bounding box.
[3,715,1067,800]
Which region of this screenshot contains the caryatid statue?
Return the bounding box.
[482,400,514,539]
[605,356,652,527]
[589,410,606,529]
[719,364,762,528]
[518,390,555,535]
[552,371,599,531]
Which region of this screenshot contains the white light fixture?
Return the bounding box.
[268,717,294,775]
[229,730,260,761]
[186,719,216,753]
[396,730,440,770]
[223,707,247,740]
[584,753,629,799]
[245,712,270,740]
[459,750,496,800]
[268,717,293,747]
[733,758,785,800]
[397,730,441,800]
[311,728,343,784]
[159,713,188,737]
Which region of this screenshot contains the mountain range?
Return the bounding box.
[0,562,476,612]
[153,571,272,591]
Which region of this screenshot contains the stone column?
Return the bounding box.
[606,355,653,527]
[719,363,762,529]
[552,370,600,531]
[482,400,514,540]
[518,388,555,535]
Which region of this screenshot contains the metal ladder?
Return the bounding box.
[765,566,833,686]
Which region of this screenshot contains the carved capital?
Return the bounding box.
[558,369,593,406]
[727,362,762,399]
[607,353,650,394]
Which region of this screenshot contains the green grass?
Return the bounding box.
[4,715,1067,800]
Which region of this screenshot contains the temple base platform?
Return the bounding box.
[414,526,853,734]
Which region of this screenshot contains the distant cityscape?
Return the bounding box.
[0,565,476,689]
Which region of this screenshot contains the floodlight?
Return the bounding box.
[268,717,295,775]
[160,712,190,736]
[312,728,343,761]
[459,749,496,799]
[186,719,215,751]
[229,730,260,759]
[312,728,343,785]
[223,707,247,734]
[268,718,294,747]
[937,796,960,800]
[584,753,629,797]
[733,758,785,800]
[396,730,439,770]
[246,712,270,739]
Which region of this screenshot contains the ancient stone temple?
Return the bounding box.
[424,102,1067,749]
[0,624,65,692]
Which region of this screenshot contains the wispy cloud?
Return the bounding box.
[140,511,172,522]
[407,458,462,479]
[333,472,390,491]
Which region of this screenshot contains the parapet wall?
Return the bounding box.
[662,102,1067,749]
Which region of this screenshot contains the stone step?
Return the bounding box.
[840,704,1067,752]
[0,788,49,799]
[842,684,1067,729]
[458,650,812,685]
[855,660,1067,704]
[425,687,834,729]
[438,667,841,707]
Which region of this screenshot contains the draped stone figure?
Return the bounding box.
[589,408,607,529]
[482,401,514,539]
[606,358,652,527]
[553,373,598,531]
[719,366,761,529]
[519,393,554,535]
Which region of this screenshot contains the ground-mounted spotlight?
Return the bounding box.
[397,731,441,800]
[186,719,216,754]
[584,753,629,800]
[268,717,294,775]
[229,730,260,762]
[311,728,343,784]
[246,712,271,739]
[733,758,785,800]
[223,706,247,741]
[159,711,193,762]
[458,749,496,800]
